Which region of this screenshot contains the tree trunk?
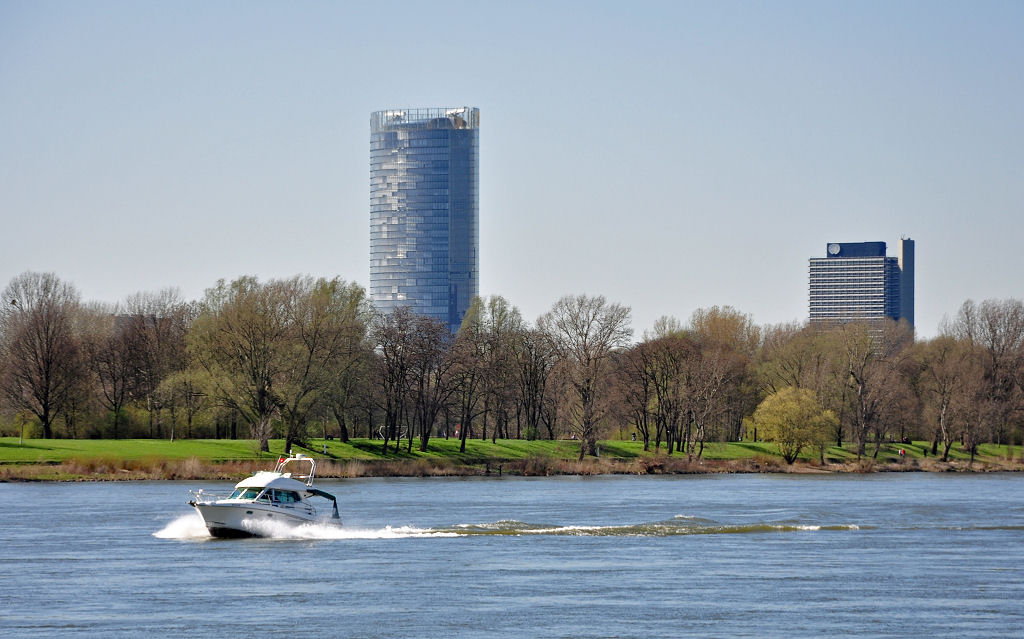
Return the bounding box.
[381,412,391,454]
[41,407,53,440]
[340,413,350,443]
[253,417,271,453]
[481,402,488,441]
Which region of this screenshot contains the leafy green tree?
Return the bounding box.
[481,296,524,441]
[188,276,368,452]
[189,277,290,451]
[751,387,837,464]
[759,324,854,446]
[278,277,371,452]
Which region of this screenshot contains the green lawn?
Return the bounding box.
[0,436,1017,466]
[0,436,626,464]
[0,438,276,463]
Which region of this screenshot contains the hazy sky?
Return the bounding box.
[2,1,1022,339]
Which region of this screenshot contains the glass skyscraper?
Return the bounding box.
[808,238,914,327]
[369,107,479,331]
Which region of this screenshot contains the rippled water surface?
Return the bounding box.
[2,473,1023,637]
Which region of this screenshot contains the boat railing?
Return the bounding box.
[188,488,232,503]
[274,454,317,487]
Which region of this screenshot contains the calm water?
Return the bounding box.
[1,473,1023,638]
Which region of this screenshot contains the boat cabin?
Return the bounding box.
[228,487,303,503]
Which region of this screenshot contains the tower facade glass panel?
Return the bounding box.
[369,107,479,330]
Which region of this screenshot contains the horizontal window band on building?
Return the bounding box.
[807,239,914,326]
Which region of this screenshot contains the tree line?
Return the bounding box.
[1,271,1022,462]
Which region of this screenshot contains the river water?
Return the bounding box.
[1,473,1022,638]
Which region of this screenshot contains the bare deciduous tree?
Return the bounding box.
[406,313,457,452]
[648,334,692,454]
[515,328,558,440]
[685,339,745,461]
[915,337,979,460]
[453,298,490,451]
[124,289,190,439]
[0,272,84,439]
[539,295,632,459]
[81,303,135,438]
[374,306,415,453]
[615,341,655,450]
[158,369,208,440]
[950,299,1024,445]
[840,320,913,458]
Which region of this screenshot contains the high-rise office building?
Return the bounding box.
[369,107,479,331]
[808,238,914,326]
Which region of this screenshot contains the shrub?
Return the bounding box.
[521,454,552,476]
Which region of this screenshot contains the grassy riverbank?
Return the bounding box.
[1,436,1021,481]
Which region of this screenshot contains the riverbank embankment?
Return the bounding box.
[2,437,1020,481]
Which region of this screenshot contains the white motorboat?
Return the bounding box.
[189,453,340,538]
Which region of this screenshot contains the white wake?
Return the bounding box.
[153,514,211,539]
[153,513,457,540]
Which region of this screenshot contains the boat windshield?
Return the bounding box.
[229,488,263,500]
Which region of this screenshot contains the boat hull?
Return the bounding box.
[191,502,317,539]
